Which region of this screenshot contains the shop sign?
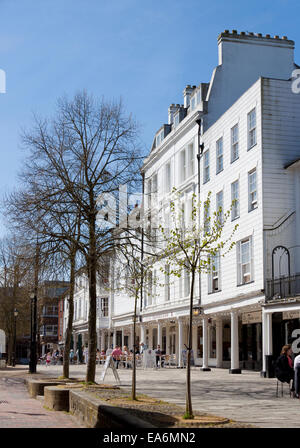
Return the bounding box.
[242,311,262,324]
[143,312,174,322]
[100,355,121,385]
[283,310,300,320]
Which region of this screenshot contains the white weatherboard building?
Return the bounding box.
[62,31,300,375]
[62,268,111,355]
[110,30,300,375]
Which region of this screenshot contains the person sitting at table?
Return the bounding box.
[111,345,123,369]
[274,344,295,393]
[122,345,131,368]
[155,345,164,368]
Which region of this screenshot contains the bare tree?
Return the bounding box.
[0,237,33,364]
[6,92,143,382]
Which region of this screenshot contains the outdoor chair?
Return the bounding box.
[135,354,142,368]
[276,378,293,398]
[163,354,170,367]
[169,354,177,367]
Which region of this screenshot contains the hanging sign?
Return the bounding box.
[283,310,300,320]
[100,355,121,385]
[242,311,262,324]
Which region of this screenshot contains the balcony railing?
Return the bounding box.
[266,273,300,301]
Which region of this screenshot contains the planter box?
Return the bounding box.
[69,390,155,429]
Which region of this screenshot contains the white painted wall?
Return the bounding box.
[206,32,295,129]
[262,78,300,279]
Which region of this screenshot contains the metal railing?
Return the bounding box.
[266,273,300,301]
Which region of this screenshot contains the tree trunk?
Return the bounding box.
[86,214,97,383]
[131,291,138,400]
[186,270,195,419]
[63,251,76,378]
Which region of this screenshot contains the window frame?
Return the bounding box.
[188,143,194,178]
[100,297,109,317]
[248,168,258,211]
[208,252,221,294]
[165,265,170,301]
[231,179,240,221]
[216,137,223,174]
[180,149,187,183]
[203,149,210,184]
[165,162,171,193]
[237,237,253,285]
[216,190,224,225]
[183,263,190,297]
[248,108,257,150]
[231,124,239,163]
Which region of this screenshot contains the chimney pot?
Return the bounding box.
[257,33,262,37]
[274,35,279,39]
[266,34,270,38]
[232,30,237,34]
[249,32,254,36]
[224,29,229,33]
[282,36,288,40]
[240,31,246,35]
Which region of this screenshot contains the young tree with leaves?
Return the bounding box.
[112,216,159,400]
[158,189,238,419]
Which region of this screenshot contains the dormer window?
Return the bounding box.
[156,129,164,148]
[174,112,180,127]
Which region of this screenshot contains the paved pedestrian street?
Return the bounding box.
[1,365,300,428]
[0,367,84,428]
[36,363,300,428]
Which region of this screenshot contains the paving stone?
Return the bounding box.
[35,363,300,428]
[0,369,84,428]
[4,365,300,428]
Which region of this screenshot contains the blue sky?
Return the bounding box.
[0,0,299,234]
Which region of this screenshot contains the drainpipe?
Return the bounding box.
[140,170,145,315]
[195,116,204,311]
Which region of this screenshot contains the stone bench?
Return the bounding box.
[26,379,67,398]
[44,386,70,411]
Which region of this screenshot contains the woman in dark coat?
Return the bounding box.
[274,344,294,390]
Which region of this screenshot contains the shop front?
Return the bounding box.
[241,311,262,371]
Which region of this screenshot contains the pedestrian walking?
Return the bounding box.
[46,352,51,367]
[83,346,88,364]
[69,349,74,364]
[111,345,123,369]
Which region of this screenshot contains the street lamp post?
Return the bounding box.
[195,115,204,312]
[29,292,37,373]
[12,308,18,367]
